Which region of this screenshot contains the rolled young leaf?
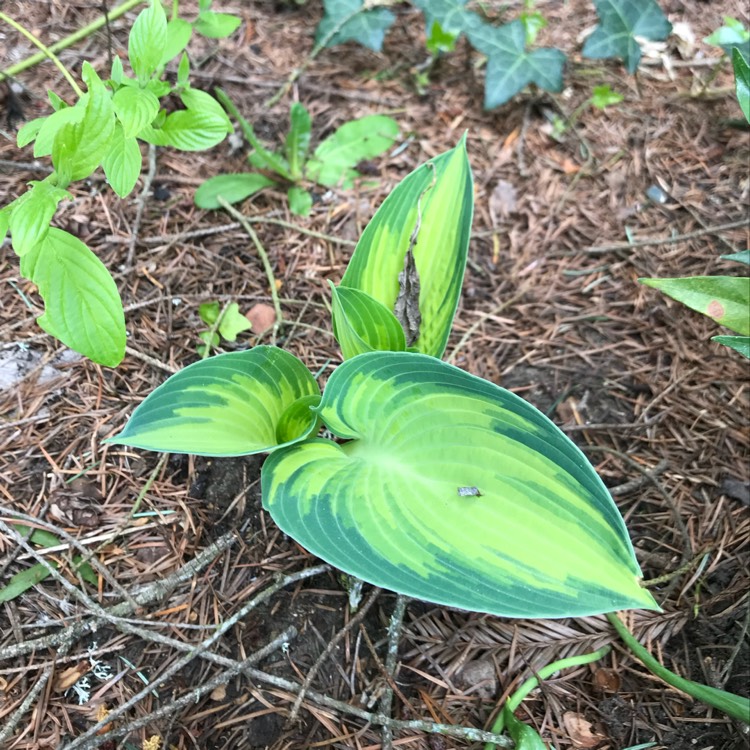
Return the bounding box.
[109,347,320,456]
[340,137,473,358]
[262,351,659,618]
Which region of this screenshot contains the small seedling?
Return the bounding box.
[195,90,399,216]
[704,16,750,59]
[196,300,252,357]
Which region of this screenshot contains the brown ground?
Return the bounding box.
[0,1,748,749]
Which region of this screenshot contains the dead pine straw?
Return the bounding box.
[1,0,749,747]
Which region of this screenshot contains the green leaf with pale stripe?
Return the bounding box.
[330,282,406,359]
[340,138,473,358]
[109,347,320,456]
[262,352,658,618]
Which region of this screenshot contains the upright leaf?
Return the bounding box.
[160,18,193,65]
[316,0,396,52]
[262,352,659,618]
[19,228,126,366]
[340,138,473,358]
[109,348,320,456]
[102,123,142,197]
[129,0,168,82]
[582,0,672,73]
[194,10,242,39]
[7,180,70,257]
[732,48,750,123]
[285,102,312,180]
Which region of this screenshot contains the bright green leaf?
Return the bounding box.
[33,102,87,158]
[102,123,142,197]
[160,18,193,65]
[262,351,659,618]
[0,206,10,243]
[330,282,406,359]
[316,0,395,52]
[8,180,70,257]
[307,115,398,187]
[502,707,547,750]
[19,228,126,367]
[285,102,312,179]
[177,52,190,87]
[705,17,750,59]
[712,335,750,358]
[128,0,168,82]
[195,173,276,209]
[721,249,750,266]
[112,86,160,138]
[287,186,313,216]
[413,0,480,38]
[640,276,750,336]
[146,78,172,98]
[426,20,458,54]
[194,10,242,39]
[520,10,548,47]
[109,347,321,456]
[17,117,45,148]
[47,90,68,111]
[218,302,252,341]
[110,55,124,86]
[467,20,566,108]
[341,138,473,358]
[582,0,672,73]
[199,301,220,325]
[0,562,55,602]
[591,84,624,109]
[732,47,750,123]
[160,109,229,150]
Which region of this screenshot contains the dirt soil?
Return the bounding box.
[1,1,749,749]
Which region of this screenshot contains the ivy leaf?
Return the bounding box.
[582,0,672,73]
[102,123,142,197]
[194,173,276,209]
[194,10,242,39]
[732,47,750,123]
[412,0,480,38]
[467,20,566,108]
[19,228,126,367]
[315,0,396,52]
[128,0,168,82]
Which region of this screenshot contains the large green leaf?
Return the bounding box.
[640,276,750,335]
[306,115,398,188]
[467,20,566,108]
[315,0,396,52]
[128,0,168,82]
[582,0,672,73]
[109,347,320,456]
[263,352,658,618]
[160,88,232,151]
[733,47,750,123]
[330,282,406,359]
[112,86,160,138]
[7,180,70,257]
[340,138,473,358]
[20,228,126,367]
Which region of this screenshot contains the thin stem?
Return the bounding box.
[0,0,146,82]
[0,12,84,97]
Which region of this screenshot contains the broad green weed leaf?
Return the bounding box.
[7,180,70,257]
[306,115,398,188]
[721,249,750,266]
[467,20,566,108]
[159,88,232,151]
[640,276,750,336]
[33,102,87,158]
[287,186,313,216]
[591,84,624,109]
[341,138,472,358]
[17,117,45,148]
[732,48,750,123]
[218,302,252,341]
[582,0,672,73]
[19,228,126,366]
[262,352,658,618]
[712,335,750,358]
[195,173,276,209]
[194,10,242,39]
[161,18,193,65]
[109,347,320,456]
[0,563,54,602]
[129,0,168,82]
[285,102,312,179]
[330,282,406,359]
[199,301,220,325]
[316,0,395,52]
[426,21,458,55]
[146,79,172,98]
[102,123,142,197]
[112,86,160,138]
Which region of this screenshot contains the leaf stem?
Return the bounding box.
[0,0,146,84]
[0,12,84,97]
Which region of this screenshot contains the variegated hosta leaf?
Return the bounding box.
[109,347,320,456]
[340,137,473,358]
[330,282,406,359]
[263,352,659,618]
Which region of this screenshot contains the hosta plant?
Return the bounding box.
[109,136,657,620]
[0,0,234,367]
[195,90,399,216]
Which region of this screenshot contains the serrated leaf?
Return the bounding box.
[112,86,160,138]
[218,302,252,341]
[315,0,395,52]
[640,276,750,336]
[19,228,126,366]
[582,0,672,73]
[306,115,398,187]
[712,335,750,358]
[341,138,473,358]
[262,351,659,618]
[17,117,45,148]
[732,48,750,123]
[160,18,193,65]
[8,180,70,257]
[108,347,321,456]
[467,20,566,108]
[721,249,750,266]
[102,123,142,197]
[285,102,311,179]
[287,186,313,216]
[194,10,242,39]
[330,282,406,359]
[129,0,168,82]
[194,173,276,209]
